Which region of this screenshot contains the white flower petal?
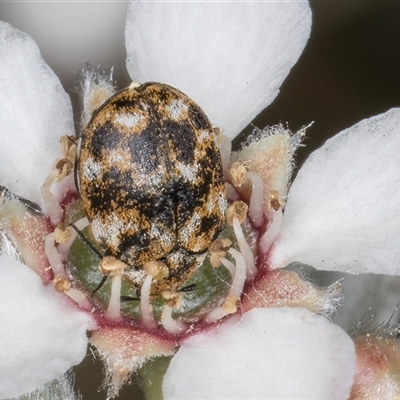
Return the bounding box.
[270,108,400,275]
[163,308,356,400]
[0,22,74,206]
[0,256,93,399]
[125,1,311,138]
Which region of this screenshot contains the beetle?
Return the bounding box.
[76,82,227,295]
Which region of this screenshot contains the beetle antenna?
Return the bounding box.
[91,274,108,296]
[69,223,109,296]
[69,223,103,258]
[67,136,77,146]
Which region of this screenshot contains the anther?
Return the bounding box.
[53,275,72,292]
[226,201,248,225]
[53,224,72,244]
[268,189,285,211]
[54,158,73,181]
[209,238,232,268]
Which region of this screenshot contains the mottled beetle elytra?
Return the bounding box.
[77,82,227,297]
[41,78,264,332]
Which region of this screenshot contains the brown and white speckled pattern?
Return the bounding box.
[78,82,226,286]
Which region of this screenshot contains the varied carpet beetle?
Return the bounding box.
[77,82,227,293]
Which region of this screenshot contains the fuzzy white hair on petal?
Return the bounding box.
[9,371,82,400]
[79,65,116,128]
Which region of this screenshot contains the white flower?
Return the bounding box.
[0,257,93,399]
[0,22,94,399]
[0,2,399,399]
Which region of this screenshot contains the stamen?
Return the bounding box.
[54,158,73,182]
[53,275,93,310]
[41,168,63,226]
[140,274,157,330]
[229,161,248,188]
[229,163,266,229]
[232,217,257,279]
[144,260,169,281]
[216,130,232,174]
[53,275,71,292]
[99,256,127,275]
[161,291,189,334]
[203,248,246,324]
[64,287,93,311]
[227,248,247,298]
[104,274,123,321]
[44,232,67,277]
[203,307,227,324]
[41,134,77,225]
[161,304,188,335]
[221,295,240,314]
[259,209,283,254]
[100,256,126,322]
[140,261,169,330]
[59,135,77,161]
[225,182,240,202]
[220,257,235,277]
[58,217,90,258]
[209,238,232,268]
[226,201,248,225]
[226,202,257,279]
[247,171,265,229]
[54,224,72,244]
[268,189,285,211]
